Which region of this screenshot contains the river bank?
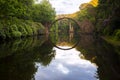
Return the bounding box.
[0,17,45,39]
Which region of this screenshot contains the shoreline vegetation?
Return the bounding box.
[0,0,56,39]
[0,17,45,39]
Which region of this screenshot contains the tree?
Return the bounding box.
[77,3,96,23]
[0,0,34,19]
[95,0,120,36]
[32,0,56,26]
[17,0,34,19]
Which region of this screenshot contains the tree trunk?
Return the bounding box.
[44,23,50,34]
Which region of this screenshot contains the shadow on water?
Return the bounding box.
[0,33,120,80]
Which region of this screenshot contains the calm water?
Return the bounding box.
[0,34,120,80]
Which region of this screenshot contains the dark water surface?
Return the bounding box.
[0,34,120,80]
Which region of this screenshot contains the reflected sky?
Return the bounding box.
[35,46,99,80]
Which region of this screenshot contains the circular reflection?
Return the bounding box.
[49,38,79,50]
[49,17,80,50]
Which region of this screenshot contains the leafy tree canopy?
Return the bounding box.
[32,0,56,25]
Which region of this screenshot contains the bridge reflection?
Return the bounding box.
[49,38,79,50]
[49,17,81,50]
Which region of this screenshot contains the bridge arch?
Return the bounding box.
[52,17,80,25]
[49,17,81,33]
[49,17,81,50]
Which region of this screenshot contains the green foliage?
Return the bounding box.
[18,25,28,36]
[32,0,56,25]
[0,30,6,39]
[10,24,22,38]
[77,3,96,23]
[0,0,34,19]
[10,24,19,31]
[94,0,120,41]
[50,23,59,32]
[35,22,45,34]
[11,31,22,38]
[31,26,38,35]
[0,22,6,39]
[76,0,120,41]
[114,29,120,40]
[0,18,45,39]
[0,0,55,39]
[24,25,33,36]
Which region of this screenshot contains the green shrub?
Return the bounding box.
[24,24,33,36]
[0,30,6,39]
[102,25,114,36]
[11,31,22,38]
[4,26,12,38]
[0,22,6,39]
[31,26,37,35]
[114,29,120,40]
[10,24,18,31]
[0,18,45,39]
[18,25,28,36]
[8,24,22,38]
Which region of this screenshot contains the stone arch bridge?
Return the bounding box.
[45,17,94,34]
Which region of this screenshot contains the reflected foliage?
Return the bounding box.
[0,33,120,80]
[76,35,120,80]
[0,36,55,80]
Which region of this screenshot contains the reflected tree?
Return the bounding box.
[0,36,55,80]
[76,35,120,80]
